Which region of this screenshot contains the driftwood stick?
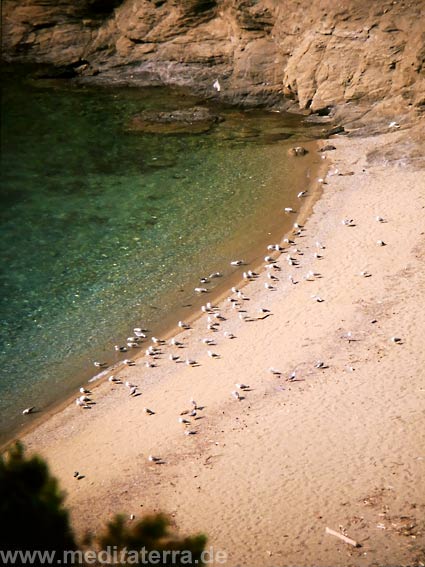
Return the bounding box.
[325,527,361,548]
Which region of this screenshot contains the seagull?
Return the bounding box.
[22,407,35,415]
[342,218,355,226]
[200,277,210,284]
[377,240,386,246]
[93,361,107,368]
[179,417,191,425]
[207,350,220,358]
[297,191,308,198]
[360,270,372,277]
[202,338,215,345]
[178,321,190,329]
[108,375,120,383]
[209,271,222,279]
[312,295,324,302]
[79,395,91,402]
[288,275,297,284]
[376,216,387,223]
[316,241,326,249]
[267,273,279,282]
[80,387,91,394]
[144,408,155,415]
[267,244,283,252]
[224,331,236,339]
[391,336,402,343]
[123,359,135,366]
[388,121,400,128]
[194,287,208,293]
[115,345,128,352]
[127,342,139,348]
[75,398,89,408]
[169,354,180,361]
[214,312,226,321]
[269,368,282,375]
[235,383,249,389]
[125,381,136,388]
[170,338,184,347]
[230,260,244,266]
[231,286,239,293]
[190,398,198,409]
[185,430,197,436]
[265,283,275,290]
[213,79,221,92]
[148,455,163,463]
[185,358,197,366]
[293,222,303,229]
[283,238,295,244]
[237,291,248,300]
[284,207,294,213]
[129,386,138,397]
[151,337,164,344]
[145,361,155,368]
[315,360,326,369]
[288,371,297,382]
[134,331,147,338]
[231,390,242,400]
[314,252,323,259]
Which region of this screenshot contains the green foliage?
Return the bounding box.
[0,441,76,551]
[97,513,207,565]
[1,443,207,566]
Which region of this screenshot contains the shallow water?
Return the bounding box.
[0,68,321,442]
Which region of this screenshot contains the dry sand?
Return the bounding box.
[20,128,425,566]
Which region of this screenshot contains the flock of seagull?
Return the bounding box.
[22,183,402,467]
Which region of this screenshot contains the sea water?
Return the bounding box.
[0,67,322,441]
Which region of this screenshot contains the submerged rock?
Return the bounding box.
[128,106,223,134]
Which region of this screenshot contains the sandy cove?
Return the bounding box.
[21,128,425,566]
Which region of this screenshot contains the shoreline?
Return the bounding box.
[3,138,325,449]
[15,124,425,565]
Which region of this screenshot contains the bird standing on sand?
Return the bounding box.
[22,407,35,415]
[213,79,221,92]
[148,455,163,463]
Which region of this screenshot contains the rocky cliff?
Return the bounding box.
[2,0,425,127]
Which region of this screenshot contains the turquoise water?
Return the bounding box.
[0,68,320,441]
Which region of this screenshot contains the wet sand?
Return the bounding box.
[19,128,425,566]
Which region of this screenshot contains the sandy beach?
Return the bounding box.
[19,125,425,566]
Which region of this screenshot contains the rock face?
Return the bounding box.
[2,0,425,122]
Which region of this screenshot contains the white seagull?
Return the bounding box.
[22,407,35,415]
